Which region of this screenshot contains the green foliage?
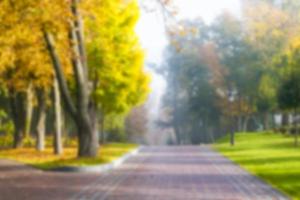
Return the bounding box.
[85,0,150,115]
[257,74,278,112]
[0,111,14,135]
[278,73,300,110]
[105,114,127,142]
[161,20,222,144]
[160,0,300,141]
[277,35,300,112]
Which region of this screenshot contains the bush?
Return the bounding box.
[106,128,126,142]
[277,125,300,135]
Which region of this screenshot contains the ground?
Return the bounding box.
[214,132,300,200]
[0,146,288,200]
[0,143,137,169]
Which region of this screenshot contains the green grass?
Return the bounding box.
[0,142,137,170]
[214,132,300,200]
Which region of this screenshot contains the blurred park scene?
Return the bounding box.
[0,0,299,199]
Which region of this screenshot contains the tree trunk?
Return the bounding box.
[9,91,26,148]
[242,115,250,132]
[44,29,99,157]
[77,110,98,157]
[230,130,235,146]
[24,84,34,139]
[294,110,299,147]
[100,113,105,144]
[271,113,276,129]
[208,128,215,143]
[172,76,181,145]
[263,112,269,130]
[295,126,299,147]
[42,0,99,158]
[70,0,99,157]
[53,77,63,155]
[230,117,235,146]
[281,113,289,127]
[173,124,181,145]
[237,115,243,132]
[35,89,46,151]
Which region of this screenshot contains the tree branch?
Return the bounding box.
[71,0,88,78]
[69,19,89,116]
[42,29,77,118]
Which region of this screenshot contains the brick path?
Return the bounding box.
[0,146,289,200]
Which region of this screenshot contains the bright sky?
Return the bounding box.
[136,0,241,64]
[176,0,241,22]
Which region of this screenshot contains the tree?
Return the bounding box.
[211,13,261,134]
[159,20,225,144]
[43,0,149,157]
[242,0,300,130]
[125,105,148,143]
[278,72,300,146]
[85,0,150,144]
[0,0,149,156]
[256,75,278,130]
[53,76,63,155]
[277,26,300,145]
[0,0,54,148]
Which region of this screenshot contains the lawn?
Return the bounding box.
[214,132,300,200]
[0,141,138,170]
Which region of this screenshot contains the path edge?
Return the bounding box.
[51,146,142,173]
[210,145,291,200]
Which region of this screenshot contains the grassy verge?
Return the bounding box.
[0,142,138,170]
[214,132,300,200]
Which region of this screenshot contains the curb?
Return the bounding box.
[51,146,142,173]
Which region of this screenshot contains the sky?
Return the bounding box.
[136,0,241,64]
[176,0,241,22]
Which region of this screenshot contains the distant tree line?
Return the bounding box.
[158,0,300,146]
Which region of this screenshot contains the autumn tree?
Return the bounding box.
[0,0,54,149]
[43,0,149,157]
[0,0,149,157]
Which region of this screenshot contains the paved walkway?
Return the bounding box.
[0,146,289,200]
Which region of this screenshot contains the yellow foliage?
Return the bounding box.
[0,0,73,93]
[244,1,293,61]
[0,141,137,169]
[0,0,149,117]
